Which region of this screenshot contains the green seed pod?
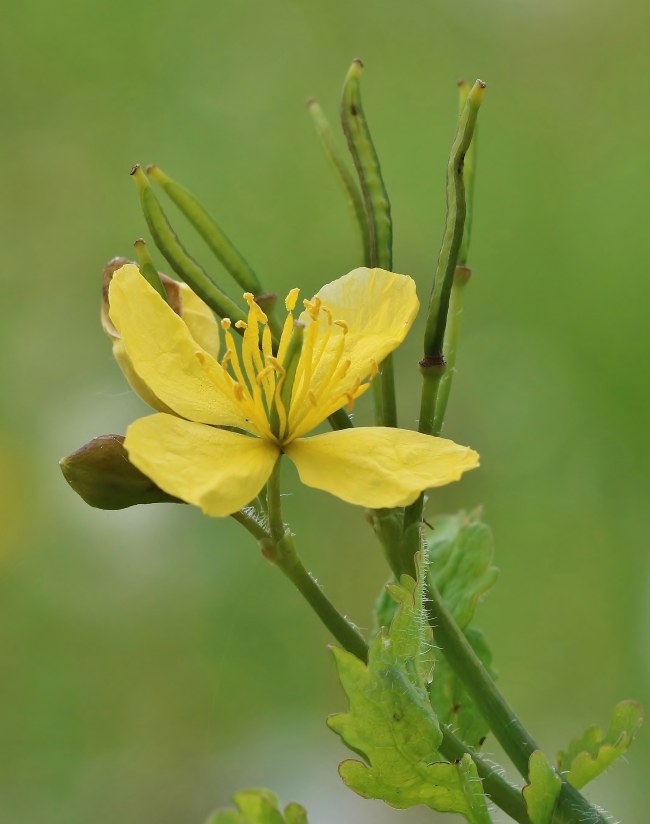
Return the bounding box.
[146,164,263,296]
[133,237,168,302]
[307,98,370,265]
[59,435,182,509]
[130,164,246,325]
[340,58,392,269]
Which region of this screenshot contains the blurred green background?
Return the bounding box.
[1,1,648,821]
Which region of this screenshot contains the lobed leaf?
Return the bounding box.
[557,700,643,789]
[330,557,492,821]
[523,751,562,824]
[205,789,308,824]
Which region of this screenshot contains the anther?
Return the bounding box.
[221,349,233,369]
[285,287,300,312]
[234,320,248,330]
[233,383,245,401]
[308,390,318,406]
[221,318,232,330]
[370,358,379,378]
[267,356,286,376]
[256,365,276,384]
[195,351,206,365]
[334,319,349,333]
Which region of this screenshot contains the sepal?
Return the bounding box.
[59,434,181,509]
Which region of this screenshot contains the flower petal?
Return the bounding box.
[285,427,478,508]
[125,413,279,516]
[301,267,419,385]
[178,282,220,358]
[288,268,419,436]
[109,265,252,430]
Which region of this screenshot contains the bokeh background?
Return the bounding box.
[1,1,649,822]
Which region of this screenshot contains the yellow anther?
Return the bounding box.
[221,349,233,369]
[321,305,333,325]
[308,390,318,406]
[370,358,379,378]
[303,296,322,320]
[334,319,349,333]
[344,392,356,411]
[244,292,268,323]
[234,320,248,330]
[256,365,276,384]
[195,350,206,365]
[285,287,300,312]
[221,318,232,330]
[267,356,286,376]
[233,383,245,401]
[334,358,351,380]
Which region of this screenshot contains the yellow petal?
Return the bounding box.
[285,427,478,508]
[289,268,419,435]
[125,413,279,517]
[178,282,220,358]
[112,338,174,413]
[109,265,252,430]
[301,267,419,385]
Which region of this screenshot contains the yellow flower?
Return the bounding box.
[108,264,478,517]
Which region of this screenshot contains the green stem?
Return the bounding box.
[426,577,610,824]
[440,725,531,824]
[265,458,368,662]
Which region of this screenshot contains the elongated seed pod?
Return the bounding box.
[146,164,263,296]
[340,59,392,269]
[130,165,246,325]
[307,98,370,266]
[457,80,478,267]
[423,80,485,362]
[133,238,168,302]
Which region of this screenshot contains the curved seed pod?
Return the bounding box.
[457,80,478,268]
[340,59,392,270]
[307,98,370,266]
[422,80,485,362]
[340,60,397,427]
[59,434,182,509]
[130,165,246,326]
[133,237,168,302]
[146,164,263,296]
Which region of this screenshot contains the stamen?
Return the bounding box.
[234,320,248,330]
[221,349,233,370]
[244,292,268,323]
[267,356,286,377]
[308,390,318,406]
[233,383,245,401]
[333,319,349,333]
[285,287,300,312]
[370,357,379,378]
[256,365,276,384]
[221,318,232,330]
[321,305,333,325]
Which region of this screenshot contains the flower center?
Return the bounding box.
[205,289,374,443]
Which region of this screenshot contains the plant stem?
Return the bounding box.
[264,458,368,662]
[439,725,531,824]
[426,576,610,824]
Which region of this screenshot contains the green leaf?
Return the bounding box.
[329,556,492,822]
[205,789,309,824]
[428,627,494,748]
[523,751,562,824]
[426,510,499,630]
[557,700,643,789]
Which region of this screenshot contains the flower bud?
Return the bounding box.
[59,434,182,509]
